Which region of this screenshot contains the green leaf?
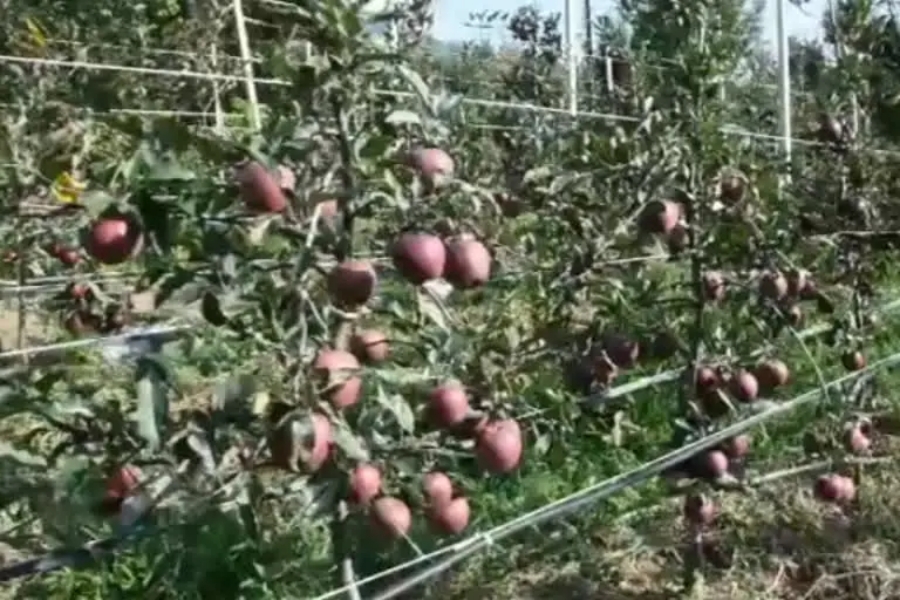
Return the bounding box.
[175,430,216,473]
[213,373,257,411]
[416,288,449,332]
[133,192,174,251]
[0,384,20,407]
[370,367,432,386]
[0,441,46,467]
[396,65,433,114]
[166,281,206,307]
[384,110,420,126]
[434,93,462,115]
[356,132,397,161]
[284,478,340,518]
[154,268,200,308]
[331,421,369,461]
[376,385,415,433]
[149,118,197,153]
[306,480,340,518]
[242,145,273,168]
[244,216,276,247]
[145,160,196,182]
[43,400,94,421]
[134,358,169,451]
[522,166,552,184]
[221,255,238,280]
[53,455,91,492]
[237,492,260,541]
[78,190,117,218]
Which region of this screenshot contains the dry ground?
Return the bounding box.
[0,289,167,361]
[0,302,54,353]
[435,464,900,600]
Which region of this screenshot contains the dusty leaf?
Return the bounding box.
[384,109,420,126]
[417,288,449,332]
[331,420,369,461]
[376,385,415,433]
[134,359,169,451]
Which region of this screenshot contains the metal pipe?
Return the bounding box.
[564,0,579,115]
[775,0,792,163]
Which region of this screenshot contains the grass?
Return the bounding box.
[365,294,900,599]
[0,280,899,599]
[420,303,900,599]
[440,465,900,599]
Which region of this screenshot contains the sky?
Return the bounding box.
[431,0,828,46]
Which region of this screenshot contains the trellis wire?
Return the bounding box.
[0,9,879,592]
[0,184,885,545]
[305,349,900,600]
[0,54,285,84]
[0,271,138,286]
[1,32,228,356]
[0,250,892,362]
[0,278,140,297]
[38,37,260,65]
[14,38,812,114]
[0,314,893,587]
[4,266,898,389]
[576,51,817,100]
[0,103,516,133]
[29,35,820,102]
[0,54,893,158]
[0,323,190,361]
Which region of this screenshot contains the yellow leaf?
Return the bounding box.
[24,18,47,49]
[51,172,86,204]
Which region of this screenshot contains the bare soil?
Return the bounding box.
[439,467,900,600]
[0,304,55,354]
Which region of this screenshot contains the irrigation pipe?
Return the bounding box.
[355,351,900,600]
[582,292,900,408]
[0,294,894,588]
[0,271,139,286]
[314,346,900,600]
[0,271,893,586]
[0,324,191,360]
[0,278,140,297]
[0,347,890,590]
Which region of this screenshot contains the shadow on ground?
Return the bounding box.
[429,463,900,600]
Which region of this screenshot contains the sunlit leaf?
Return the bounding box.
[376,385,415,433]
[24,17,47,48]
[332,420,369,461]
[50,172,86,204]
[416,287,450,332]
[134,358,170,451]
[384,110,420,126]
